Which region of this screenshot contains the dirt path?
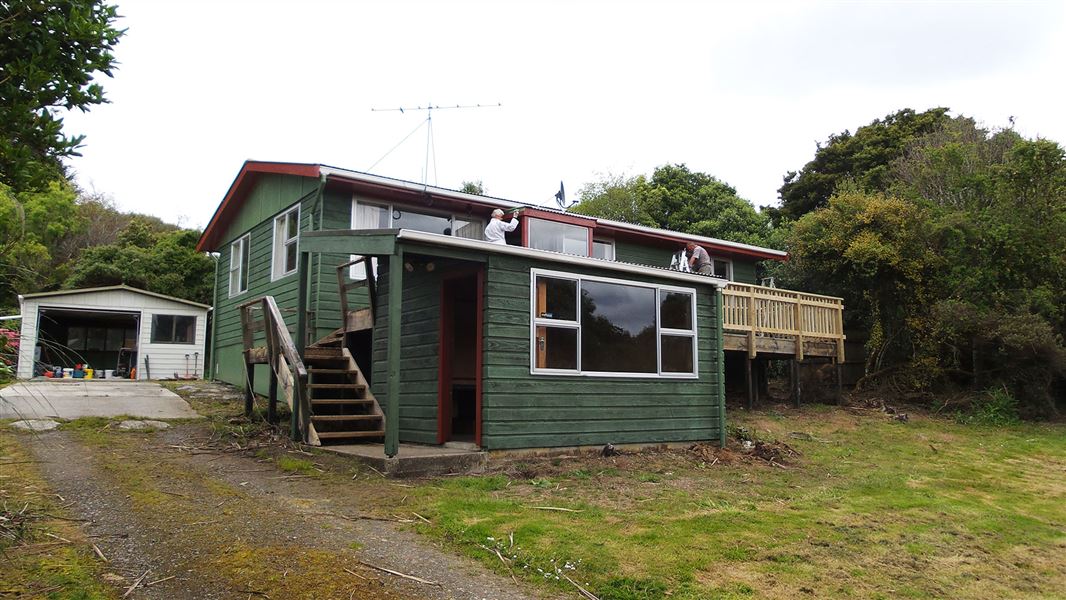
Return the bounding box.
[23,426,555,600]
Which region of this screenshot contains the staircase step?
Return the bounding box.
[316,430,385,440]
[311,414,382,422]
[308,383,366,391]
[308,368,351,375]
[310,398,373,406]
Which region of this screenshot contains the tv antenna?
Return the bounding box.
[368,102,502,186]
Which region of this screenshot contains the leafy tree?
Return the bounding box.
[773,107,951,223]
[571,173,657,227]
[0,0,124,192]
[459,180,485,195]
[0,181,81,309]
[573,164,774,247]
[66,222,215,304]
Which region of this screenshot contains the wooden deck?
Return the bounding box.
[722,282,845,362]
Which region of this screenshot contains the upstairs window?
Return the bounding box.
[228,234,250,296]
[272,205,300,280]
[349,199,484,279]
[151,315,197,344]
[592,238,614,260]
[528,218,589,256]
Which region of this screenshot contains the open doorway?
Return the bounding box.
[36,307,139,377]
[438,270,483,446]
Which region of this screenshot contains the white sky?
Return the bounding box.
[61,0,1066,229]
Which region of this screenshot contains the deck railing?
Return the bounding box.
[722,282,845,361]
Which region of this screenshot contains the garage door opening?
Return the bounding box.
[35,308,139,377]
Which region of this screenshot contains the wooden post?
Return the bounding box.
[745,357,754,410]
[385,249,404,458]
[791,359,801,408]
[262,299,278,424]
[715,288,726,447]
[835,358,843,406]
[747,287,757,360]
[794,301,805,361]
[294,251,311,441]
[243,355,255,416]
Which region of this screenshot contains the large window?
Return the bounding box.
[528,218,590,256]
[531,269,698,377]
[349,198,484,279]
[150,315,196,344]
[229,234,250,296]
[271,205,300,280]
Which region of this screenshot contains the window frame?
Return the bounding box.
[150,314,197,345]
[228,234,250,297]
[348,197,485,279]
[529,268,698,378]
[526,217,591,257]
[591,238,615,261]
[271,205,301,282]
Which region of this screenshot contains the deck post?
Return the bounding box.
[745,357,754,410]
[294,251,311,441]
[385,249,404,458]
[791,359,801,408]
[835,358,843,406]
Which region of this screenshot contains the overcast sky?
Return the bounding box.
[61,0,1066,229]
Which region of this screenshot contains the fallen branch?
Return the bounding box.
[412,512,431,524]
[343,567,367,580]
[564,574,601,600]
[528,506,583,513]
[122,570,150,598]
[146,575,175,586]
[91,543,108,562]
[357,560,441,586]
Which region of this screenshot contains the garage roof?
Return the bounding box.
[20,285,211,309]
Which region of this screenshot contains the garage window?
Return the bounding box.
[151,315,196,344]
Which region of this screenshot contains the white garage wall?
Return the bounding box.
[15,288,208,380]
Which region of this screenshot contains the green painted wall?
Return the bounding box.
[614,240,759,284]
[370,256,452,444]
[479,253,722,449]
[210,174,338,391]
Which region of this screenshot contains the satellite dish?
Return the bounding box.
[554,181,573,210]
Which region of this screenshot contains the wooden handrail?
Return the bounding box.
[722,282,845,361]
[239,295,310,442]
[336,257,377,323]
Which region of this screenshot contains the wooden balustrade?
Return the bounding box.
[722,282,845,361]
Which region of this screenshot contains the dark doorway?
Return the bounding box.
[36,307,139,377]
[438,271,483,445]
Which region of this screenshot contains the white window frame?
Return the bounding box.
[271,205,300,281]
[348,197,484,279]
[592,238,615,261]
[527,217,591,257]
[709,256,733,280]
[529,268,698,379]
[228,234,250,297]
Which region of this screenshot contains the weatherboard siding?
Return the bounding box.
[370,257,445,444]
[479,253,722,450]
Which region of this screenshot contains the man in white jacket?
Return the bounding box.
[484,208,519,244]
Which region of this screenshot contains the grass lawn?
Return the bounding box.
[389,406,1066,599]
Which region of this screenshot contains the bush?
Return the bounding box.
[956,387,1021,426]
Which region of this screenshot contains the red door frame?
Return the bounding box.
[437,267,485,446]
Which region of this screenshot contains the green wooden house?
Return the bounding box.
[197,161,835,457]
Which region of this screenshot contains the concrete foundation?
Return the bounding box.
[320,443,487,477]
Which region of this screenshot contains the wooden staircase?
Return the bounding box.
[303,330,384,445]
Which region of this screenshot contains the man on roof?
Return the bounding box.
[686,241,713,275]
[484,208,519,245]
